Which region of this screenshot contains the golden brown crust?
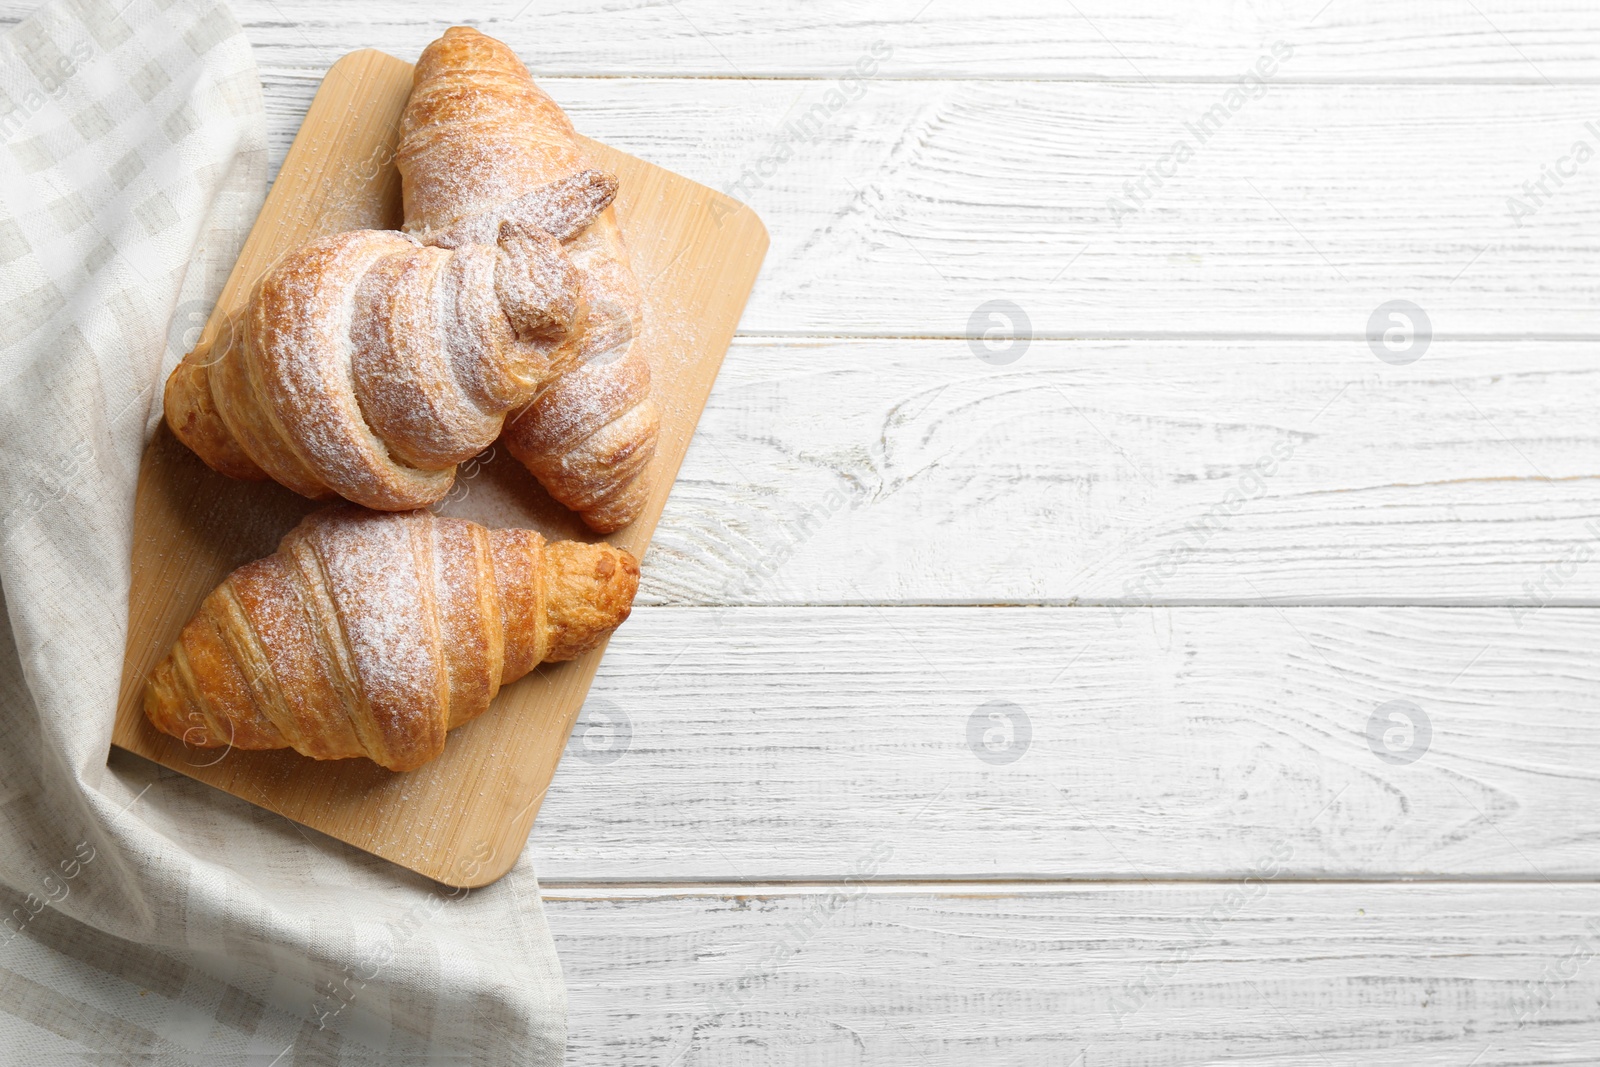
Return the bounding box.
[540,540,640,661]
[400,28,580,231]
[143,506,640,772]
[487,528,549,686]
[399,26,660,532]
[162,341,267,482]
[503,353,660,532]
[425,171,619,250]
[164,213,608,508]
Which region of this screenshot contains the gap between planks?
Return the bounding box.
[109,0,1600,81]
[640,337,1600,606]
[540,878,1600,896]
[247,76,1600,336]
[530,606,1600,881]
[550,880,1600,1066]
[248,68,1600,86]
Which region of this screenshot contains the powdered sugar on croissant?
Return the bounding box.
[144,506,640,772]
[164,205,610,510]
[398,26,661,533]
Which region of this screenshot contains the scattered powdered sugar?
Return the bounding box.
[241,226,581,507]
[514,214,655,461]
[399,78,583,235]
[308,509,444,759]
[397,34,660,521]
[421,170,617,249]
[251,232,450,505]
[380,25,746,533]
[633,258,700,432]
[346,242,506,467]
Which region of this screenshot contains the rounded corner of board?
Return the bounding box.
[324,49,414,82]
[429,849,520,891]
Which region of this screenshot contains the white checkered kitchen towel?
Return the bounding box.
[0,2,566,1063]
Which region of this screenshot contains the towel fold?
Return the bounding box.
[0,2,565,1062]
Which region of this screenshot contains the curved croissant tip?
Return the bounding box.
[542,541,640,661]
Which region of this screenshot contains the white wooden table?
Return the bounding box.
[75,1,1600,1060]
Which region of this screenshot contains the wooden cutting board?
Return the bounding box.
[110,49,767,888]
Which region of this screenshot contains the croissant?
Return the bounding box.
[398,26,661,533]
[144,506,639,772]
[163,177,615,511]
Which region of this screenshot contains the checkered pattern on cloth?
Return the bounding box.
[0,3,566,1063]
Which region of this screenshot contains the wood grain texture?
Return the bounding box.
[634,337,1600,606]
[110,49,767,887]
[546,883,1600,1066]
[32,14,1590,337]
[532,606,1600,881]
[24,2,1597,1057]
[226,76,1600,338]
[576,79,1600,337]
[14,1,1596,80]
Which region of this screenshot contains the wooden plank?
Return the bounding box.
[532,606,1600,881]
[637,337,1600,606]
[119,21,1600,337]
[547,882,1600,1066]
[236,77,1600,337]
[30,1,1600,80]
[109,50,768,888]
